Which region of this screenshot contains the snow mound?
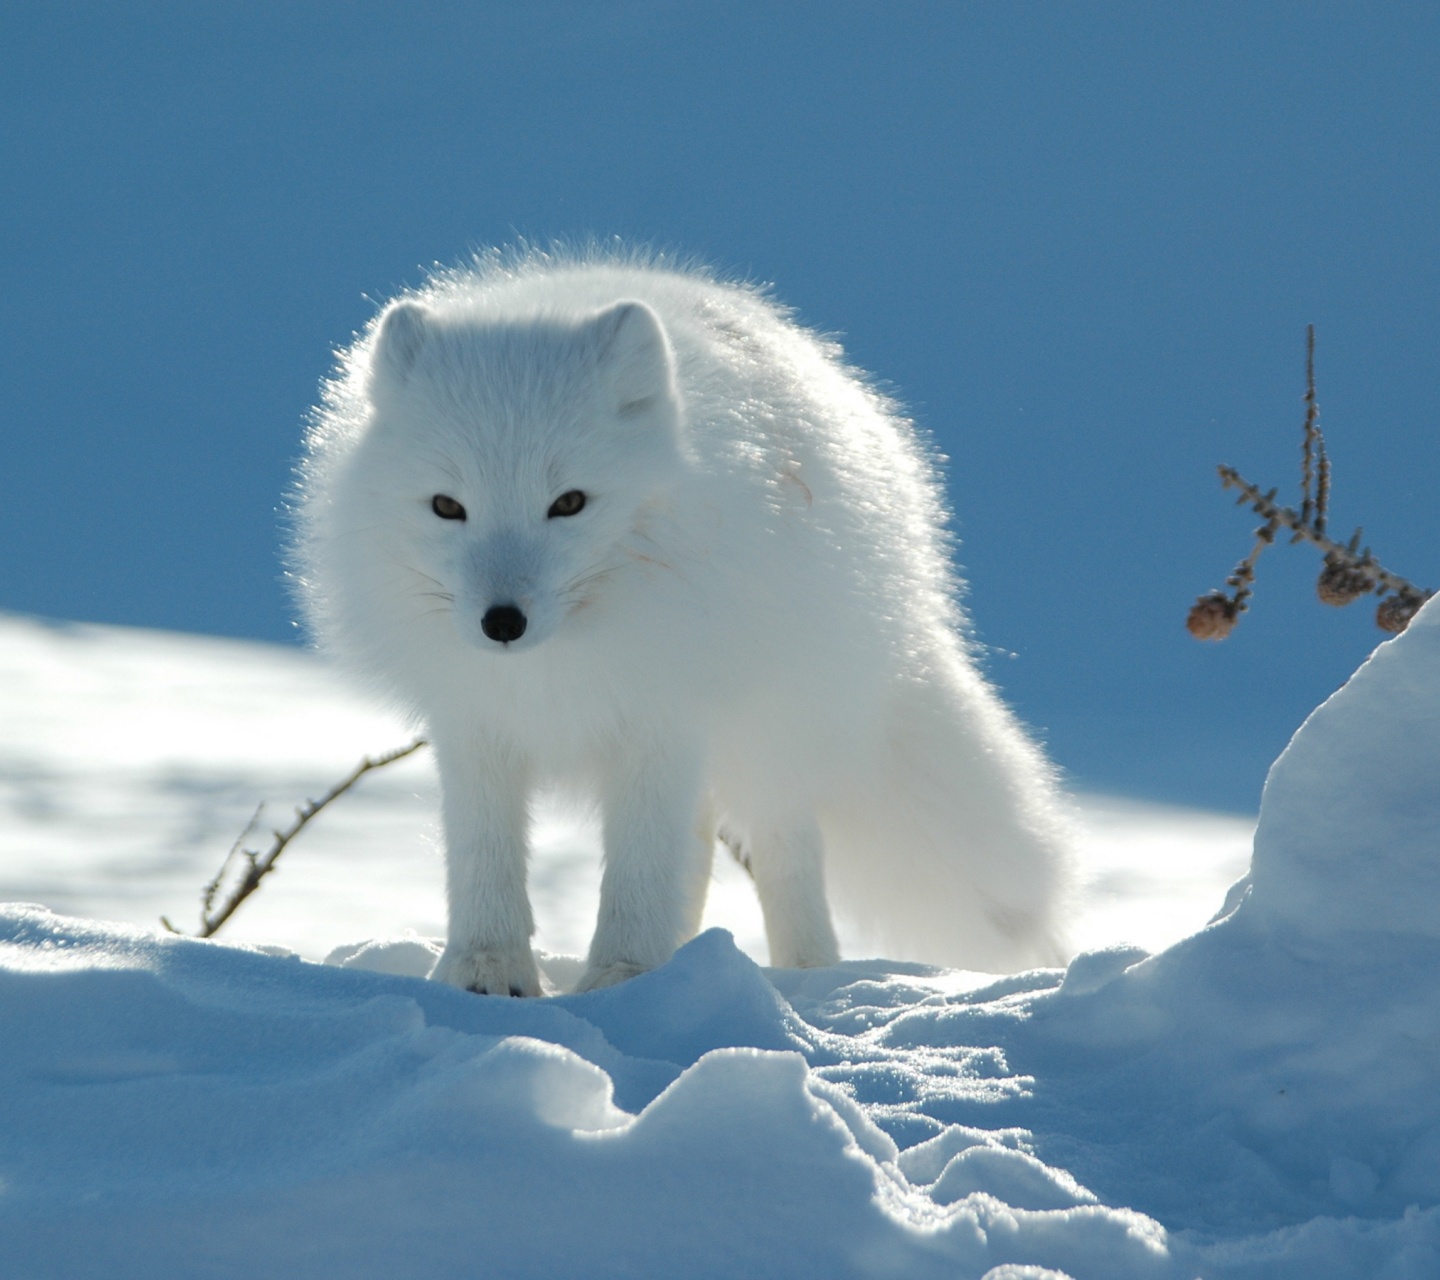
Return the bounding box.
[1249,593,1440,938]
[0,908,1167,1279]
[1,601,1438,1276]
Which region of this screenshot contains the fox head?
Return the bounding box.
[346,296,686,654]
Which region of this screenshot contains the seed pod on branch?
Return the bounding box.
[1376,591,1432,635]
[1186,592,1240,641]
[1188,327,1430,640]
[1316,553,1374,607]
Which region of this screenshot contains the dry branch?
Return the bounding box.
[1187,327,1432,640]
[162,738,428,939]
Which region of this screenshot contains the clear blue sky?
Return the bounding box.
[2,2,1437,811]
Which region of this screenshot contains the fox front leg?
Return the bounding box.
[429,735,542,997]
[578,737,711,992]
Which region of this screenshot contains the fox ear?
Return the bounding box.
[588,301,677,417]
[371,301,431,389]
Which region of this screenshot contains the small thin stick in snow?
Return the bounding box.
[162,739,428,939]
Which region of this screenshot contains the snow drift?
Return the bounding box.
[0,600,1438,1277]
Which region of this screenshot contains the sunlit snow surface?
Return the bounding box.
[4,610,1439,1278]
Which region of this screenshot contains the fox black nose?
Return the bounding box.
[481,604,527,644]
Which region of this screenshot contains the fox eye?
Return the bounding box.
[547,490,586,518]
[431,494,466,521]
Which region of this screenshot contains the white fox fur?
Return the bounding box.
[295,247,1073,995]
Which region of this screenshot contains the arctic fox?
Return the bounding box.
[295,248,1072,995]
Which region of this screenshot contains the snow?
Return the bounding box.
[2,605,1439,1277]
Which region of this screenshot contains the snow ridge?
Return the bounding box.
[1,600,1438,1275]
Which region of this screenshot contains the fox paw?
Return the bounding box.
[431,942,541,997]
[573,960,650,993]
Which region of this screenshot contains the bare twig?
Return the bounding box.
[162,739,428,938]
[1299,325,1326,532]
[1187,329,1432,640]
[1213,468,1423,602]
